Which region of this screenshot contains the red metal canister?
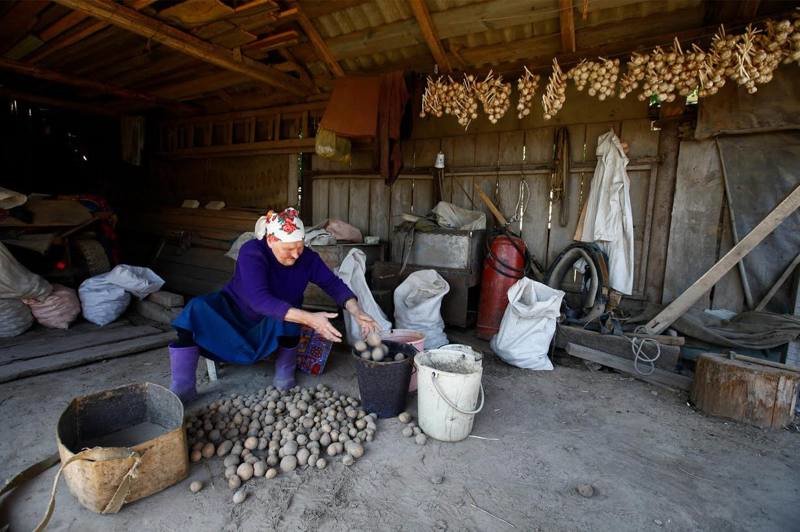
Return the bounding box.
[475,235,526,339]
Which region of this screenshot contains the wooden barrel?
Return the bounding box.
[691,353,800,430]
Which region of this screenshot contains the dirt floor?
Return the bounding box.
[1,334,799,531]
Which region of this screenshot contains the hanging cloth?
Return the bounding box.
[378,71,409,185]
[319,76,381,138]
[574,131,635,295]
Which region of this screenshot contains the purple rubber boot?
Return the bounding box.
[273,345,297,390]
[169,344,199,403]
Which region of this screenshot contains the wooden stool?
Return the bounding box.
[691,353,800,429]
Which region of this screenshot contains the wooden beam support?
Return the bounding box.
[0,89,119,117]
[26,0,156,63]
[0,57,196,112]
[408,0,452,73]
[559,0,576,53]
[243,29,300,53]
[643,184,800,336]
[281,7,344,78]
[53,0,309,96]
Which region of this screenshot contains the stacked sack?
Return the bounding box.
[0,242,81,336]
[135,290,185,325]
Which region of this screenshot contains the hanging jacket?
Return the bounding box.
[574,131,635,295]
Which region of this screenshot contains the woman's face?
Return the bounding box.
[268,240,304,266]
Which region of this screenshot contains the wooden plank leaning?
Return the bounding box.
[642,183,800,336]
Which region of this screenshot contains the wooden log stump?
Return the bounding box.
[691,353,800,429]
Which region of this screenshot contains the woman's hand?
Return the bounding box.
[286,308,343,343]
[345,299,380,339]
[305,311,343,343]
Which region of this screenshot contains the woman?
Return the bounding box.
[169,207,379,402]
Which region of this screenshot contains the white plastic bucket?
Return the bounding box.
[415,349,484,442]
[440,343,483,363]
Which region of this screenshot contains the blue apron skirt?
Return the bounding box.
[172,291,300,365]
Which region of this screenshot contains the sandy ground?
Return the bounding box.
[1,340,799,531]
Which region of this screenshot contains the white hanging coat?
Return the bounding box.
[575,131,635,295]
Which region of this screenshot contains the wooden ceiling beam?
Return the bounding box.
[53,0,309,96]
[0,1,50,54]
[409,0,451,73]
[0,88,119,117]
[280,7,344,78]
[25,0,156,63]
[242,29,300,54]
[0,57,196,112]
[559,0,576,53]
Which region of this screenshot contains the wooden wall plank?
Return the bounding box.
[499,130,524,165]
[390,179,413,230]
[662,140,724,308]
[413,178,435,215]
[348,179,370,235]
[520,174,551,265]
[620,118,659,158]
[312,178,329,225]
[497,175,522,229]
[474,175,498,225]
[450,175,475,210]
[369,179,390,240]
[329,179,350,222]
[566,123,586,164]
[525,127,555,164]
[451,135,476,166]
[414,138,441,170]
[474,132,499,166]
[440,174,453,203]
[546,172,583,266]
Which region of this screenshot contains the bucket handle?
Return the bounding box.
[431,373,485,415]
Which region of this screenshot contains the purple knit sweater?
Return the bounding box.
[223,239,355,322]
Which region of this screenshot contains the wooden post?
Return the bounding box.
[643,183,800,335]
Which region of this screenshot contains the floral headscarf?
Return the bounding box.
[255,208,305,243]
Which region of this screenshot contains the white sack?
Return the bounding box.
[25,284,81,329]
[490,278,564,370]
[79,277,130,326]
[430,201,486,231]
[0,242,52,300]
[226,232,256,261]
[337,249,392,345]
[0,298,34,338]
[79,265,164,326]
[0,186,27,209]
[103,265,164,299]
[394,269,449,349]
[574,131,635,294]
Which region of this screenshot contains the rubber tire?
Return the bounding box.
[75,239,111,276]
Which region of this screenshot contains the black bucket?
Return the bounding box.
[352,340,418,418]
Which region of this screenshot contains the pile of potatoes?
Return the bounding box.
[398,411,428,445]
[185,383,378,491]
[354,332,406,362]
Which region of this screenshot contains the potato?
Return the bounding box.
[201,443,215,459]
[224,465,237,479]
[237,462,254,481]
[209,429,221,442]
[413,427,421,436]
[280,455,298,473]
[244,436,258,450]
[371,347,385,362]
[345,441,364,459]
[316,458,327,469]
[223,455,240,468]
[254,461,267,477]
[398,412,412,423]
[342,454,354,466]
[402,426,413,438]
[189,481,203,493]
[216,440,233,457]
[266,454,279,467]
[394,353,405,361]
[296,448,310,466]
[190,450,202,463]
[191,441,205,452]
[360,350,371,360]
[366,332,382,347]
[265,468,278,479]
[354,340,368,352]
[232,490,246,504]
[415,433,427,445]
[228,475,241,490]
